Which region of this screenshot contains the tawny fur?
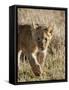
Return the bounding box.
[18,24,53,76]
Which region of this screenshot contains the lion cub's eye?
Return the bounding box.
[37,37,40,41]
[45,38,47,41]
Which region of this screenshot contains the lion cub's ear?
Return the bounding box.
[32,21,39,30]
[47,25,54,35]
[32,22,39,29]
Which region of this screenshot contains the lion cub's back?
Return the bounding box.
[18,25,36,53]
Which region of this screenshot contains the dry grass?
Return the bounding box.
[17,8,65,82]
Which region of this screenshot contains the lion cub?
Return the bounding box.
[18,24,53,76]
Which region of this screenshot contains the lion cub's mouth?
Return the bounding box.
[39,46,45,51]
[41,47,44,50]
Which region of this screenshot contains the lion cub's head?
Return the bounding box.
[33,25,53,51]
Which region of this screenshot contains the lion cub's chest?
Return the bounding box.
[36,52,44,64]
[32,47,47,65]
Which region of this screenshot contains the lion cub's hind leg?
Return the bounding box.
[18,50,27,70]
[18,50,22,70]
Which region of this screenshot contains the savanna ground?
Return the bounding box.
[17,8,65,82]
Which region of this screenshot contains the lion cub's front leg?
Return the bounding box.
[28,52,42,76]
